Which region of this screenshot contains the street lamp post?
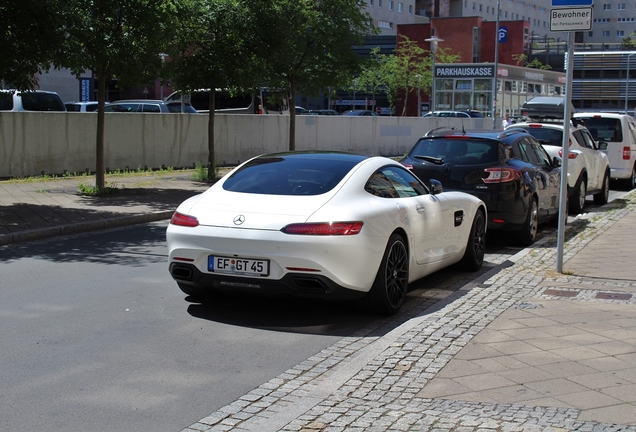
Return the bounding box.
[159,53,168,101]
[624,52,636,114]
[416,74,422,117]
[353,79,357,110]
[492,0,501,129]
[425,36,443,113]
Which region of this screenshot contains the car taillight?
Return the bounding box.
[281,222,363,235]
[483,167,523,183]
[558,147,578,159]
[170,212,199,227]
[624,146,631,160]
[402,162,414,170]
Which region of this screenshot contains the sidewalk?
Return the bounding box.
[0,171,210,246]
[1,173,635,431]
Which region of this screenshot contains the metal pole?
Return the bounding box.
[557,32,574,274]
[417,75,422,117]
[492,0,501,128]
[624,53,636,114]
[426,36,442,113]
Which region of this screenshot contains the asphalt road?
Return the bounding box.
[0,224,380,432]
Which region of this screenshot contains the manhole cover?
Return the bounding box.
[543,289,580,297]
[595,292,632,300]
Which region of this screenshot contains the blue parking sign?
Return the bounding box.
[552,0,593,5]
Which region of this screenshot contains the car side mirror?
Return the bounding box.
[430,179,443,194]
[552,156,562,167]
[598,141,608,151]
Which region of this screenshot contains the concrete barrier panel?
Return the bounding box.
[0,112,486,178]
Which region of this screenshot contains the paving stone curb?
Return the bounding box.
[181,190,636,432]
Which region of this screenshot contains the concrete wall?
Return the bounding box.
[0,112,491,178]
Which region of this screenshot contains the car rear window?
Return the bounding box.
[577,117,622,142]
[514,126,563,146]
[223,156,359,195]
[410,138,500,164]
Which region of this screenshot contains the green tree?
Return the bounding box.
[356,47,388,112]
[58,0,174,192]
[512,53,551,70]
[165,0,271,181]
[0,0,65,90]
[366,36,459,116]
[264,0,376,150]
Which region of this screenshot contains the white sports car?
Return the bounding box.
[167,151,487,314]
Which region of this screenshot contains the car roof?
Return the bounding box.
[419,127,529,143]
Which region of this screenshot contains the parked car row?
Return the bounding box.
[0,90,198,113]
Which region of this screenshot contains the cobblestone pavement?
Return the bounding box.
[181,190,636,432]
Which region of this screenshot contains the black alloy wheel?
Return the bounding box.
[570,175,587,214]
[367,234,409,315]
[594,171,610,205]
[460,210,486,271]
[517,198,538,246]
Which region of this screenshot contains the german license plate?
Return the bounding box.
[208,256,270,277]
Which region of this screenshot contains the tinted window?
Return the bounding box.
[572,129,594,149]
[0,95,14,110]
[531,140,553,166]
[21,93,65,111]
[105,103,140,112]
[578,117,622,142]
[166,103,197,113]
[142,104,162,113]
[366,167,427,198]
[65,103,81,112]
[223,156,358,195]
[410,138,500,164]
[516,126,563,146]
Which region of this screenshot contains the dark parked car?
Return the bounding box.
[400,128,563,246]
[308,109,340,115]
[342,110,379,116]
[104,100,198,113]
[422,110,484,118]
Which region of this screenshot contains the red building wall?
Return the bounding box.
[396,18,530,116]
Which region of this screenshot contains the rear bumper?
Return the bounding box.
[169,262,366,301]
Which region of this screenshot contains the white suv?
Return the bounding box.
[507,119,610,214]
[573,112,636,190]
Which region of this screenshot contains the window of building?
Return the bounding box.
[479,4,482,11]
[409,4,412,13]
[398,2,403,12]
[378,20,392,29]
[389,0,393,10]
[603,4,611,10]
[618,3,626,10]
[370,0,374,5]
[378,0,382,7]
[618,30,625,37]
[603,30,610,37]
[472,2,476,11]
[589,31,593,37]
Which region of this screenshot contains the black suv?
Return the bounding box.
[401,127,564,246]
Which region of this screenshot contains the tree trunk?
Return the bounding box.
[208,88,216,182]
[289,82,296,151]
[95,71,106,192]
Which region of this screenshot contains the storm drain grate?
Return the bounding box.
[595,292,633,300]
[543,289,580,297]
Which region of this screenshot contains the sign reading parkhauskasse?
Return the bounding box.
[550,7,593,31]
[434,64,495,79]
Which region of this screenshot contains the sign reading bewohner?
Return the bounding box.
[434,64,495,78]
[550,7,593,31]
